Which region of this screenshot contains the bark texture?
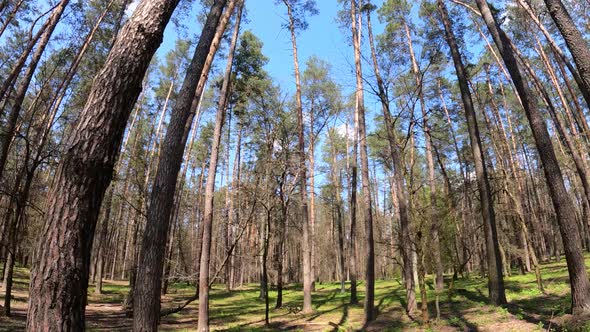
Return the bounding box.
[475,0,590,314]
[133,1,228,330]
[438,0,506,305]
[26,0,180,329]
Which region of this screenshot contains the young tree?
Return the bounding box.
[280,0,318,314]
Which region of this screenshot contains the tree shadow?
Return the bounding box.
[506,293,568,330]
[314,289,340,310]
[328,303,349,331]
[445,299,480,332]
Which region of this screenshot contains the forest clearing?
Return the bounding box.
[2,256,589,331]
[3,0,590,330]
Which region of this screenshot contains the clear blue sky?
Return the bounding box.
[154,0,386,97]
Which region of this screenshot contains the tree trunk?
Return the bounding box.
[0,0,24,39]
[475,0,590,314]
[350,0,375,323]
[26,0,180,328]
[438,0,506,305]
[131,1,229,330]
[95,185,114,295]
[283,0,313,314]
[196,3,240,330]
[329,131,346,293]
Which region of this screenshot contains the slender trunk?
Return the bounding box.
[131,1,229,330]
[262,208,271,326]
[309,128,316,291]
[438,0,506,305]
[0,0,23,39]
[95,186,114,295]
[475,0,590,314]
[348,117,358,304]
[330,132,346,293]
[350,0,374,323]
[283,0,312,314]
[196,4,240,330]
[228,124,241,290]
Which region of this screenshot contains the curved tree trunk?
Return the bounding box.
[438,0,506,305]
[132,1,229,330]
[25,0,180,328]
[196,3,241,330]
[543,0,590,109]
[475,0,590,314]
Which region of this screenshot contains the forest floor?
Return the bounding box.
[1,256,590,331]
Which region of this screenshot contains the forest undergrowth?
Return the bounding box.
[2,255,589,331]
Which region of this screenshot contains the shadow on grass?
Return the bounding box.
[445,299,479,332]
[329,304,349,331]
[506,293,568,330]
[314,289,340,310]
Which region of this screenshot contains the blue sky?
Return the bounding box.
[150,0,386,98]
[243,0,357,91]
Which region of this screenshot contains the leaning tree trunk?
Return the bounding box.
[475,0,590,314]
[131,1,229,330]
[197,1,241,330]
[543,0,590,110]
[26,0,180,329]
[438,0,506,305]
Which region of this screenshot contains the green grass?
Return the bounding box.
[2,255,590,331]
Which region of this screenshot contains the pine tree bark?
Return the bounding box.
[26,0,180,329]
[438,0,506,305]
[131,1,229,330]
[350,0,375,323]
[283,0,313,314]
[475,0,590,314]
